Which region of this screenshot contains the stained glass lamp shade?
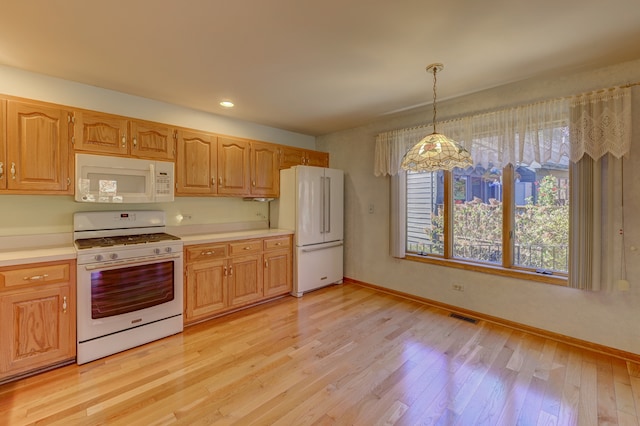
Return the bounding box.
[401,132,473,172]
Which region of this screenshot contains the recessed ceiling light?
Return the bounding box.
[219,100,234,108]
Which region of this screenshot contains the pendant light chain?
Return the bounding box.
[432,66,438,134]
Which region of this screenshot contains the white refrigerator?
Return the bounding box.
[271,165,344,297]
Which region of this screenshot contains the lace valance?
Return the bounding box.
[374,86,632,176]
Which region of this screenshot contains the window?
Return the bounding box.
[377,86,631,289]
[406,129,571,276]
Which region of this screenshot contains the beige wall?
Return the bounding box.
[317,59,640,355]
[0,65,314,235]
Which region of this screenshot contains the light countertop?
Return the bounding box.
[0,226,293,267]
[178,228,292,246]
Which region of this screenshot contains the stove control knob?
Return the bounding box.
[165,247,173,253]
[109,253,118,260]
[154,248,161,255]
[94,254,104,262]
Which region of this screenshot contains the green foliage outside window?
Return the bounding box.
[425,175,569,272]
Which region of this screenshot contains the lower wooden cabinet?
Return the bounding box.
[263,237,293,297]
[184,235,292,325]
[0,260,76,382]
[185,257,227,320]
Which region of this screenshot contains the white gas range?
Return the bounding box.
[73,211,183,365]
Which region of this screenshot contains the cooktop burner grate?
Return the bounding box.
[75,232,181,249]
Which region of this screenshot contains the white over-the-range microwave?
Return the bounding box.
[75,153,174,203]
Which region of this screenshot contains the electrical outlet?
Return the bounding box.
[452,284,464,292]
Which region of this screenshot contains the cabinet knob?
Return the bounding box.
[244,246,252,250]
[224,266,228,276]
[201,250,215,256]
[229,266,233,276]
[0,162,3,178]
[133,137,138,148]
[62,296,67,314]
[121,135,127,148]
[264,259,268,268]
[11,162,16,180]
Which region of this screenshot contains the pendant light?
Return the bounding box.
[401,63,473,172]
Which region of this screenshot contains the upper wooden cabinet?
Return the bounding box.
[176,129,218,195]
[306,149,330,167]
[73,110,128,156]
[279,146,329,169]
[250,141,279,197]
[217,137,251,196]
[176,135,279,198]
[3,100,73,194]
[129,120,175,160]
[73,110,176,160]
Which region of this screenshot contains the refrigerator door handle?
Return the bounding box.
[326,176,331,234]
[320,176,325,233]
[301,242,343,253]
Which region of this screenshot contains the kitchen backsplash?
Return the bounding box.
[0,195,269,236]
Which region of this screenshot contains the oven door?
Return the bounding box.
[77,253,183,343]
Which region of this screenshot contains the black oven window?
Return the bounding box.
[90,261,175,319]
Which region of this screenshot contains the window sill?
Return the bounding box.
[405,254,568,286]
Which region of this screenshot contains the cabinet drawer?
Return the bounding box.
[0,262,71,290]
[186,244,227,262]
[228,240,262,256]
[263,236,291,251]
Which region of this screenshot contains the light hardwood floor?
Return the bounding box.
[1,284,639,425]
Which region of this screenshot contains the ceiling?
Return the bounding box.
[2,0,640,136]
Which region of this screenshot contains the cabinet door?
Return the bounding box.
[263,250,292,297]
[73,110,129,155]
[185,259,227,324]
[250,142,279,197]
[129,120,176,160]
[306,150,329,168]
[218,137,250,196]
[0,285,73,376]
[279,146,329,169]
[279,146,306,169]
[228,254,262,306]
[6,100,72,193]
[176,130,217,195]
[0,99,6,190]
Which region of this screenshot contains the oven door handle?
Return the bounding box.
[82,254,182,271]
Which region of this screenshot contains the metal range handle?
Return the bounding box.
[82,253,181,271]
